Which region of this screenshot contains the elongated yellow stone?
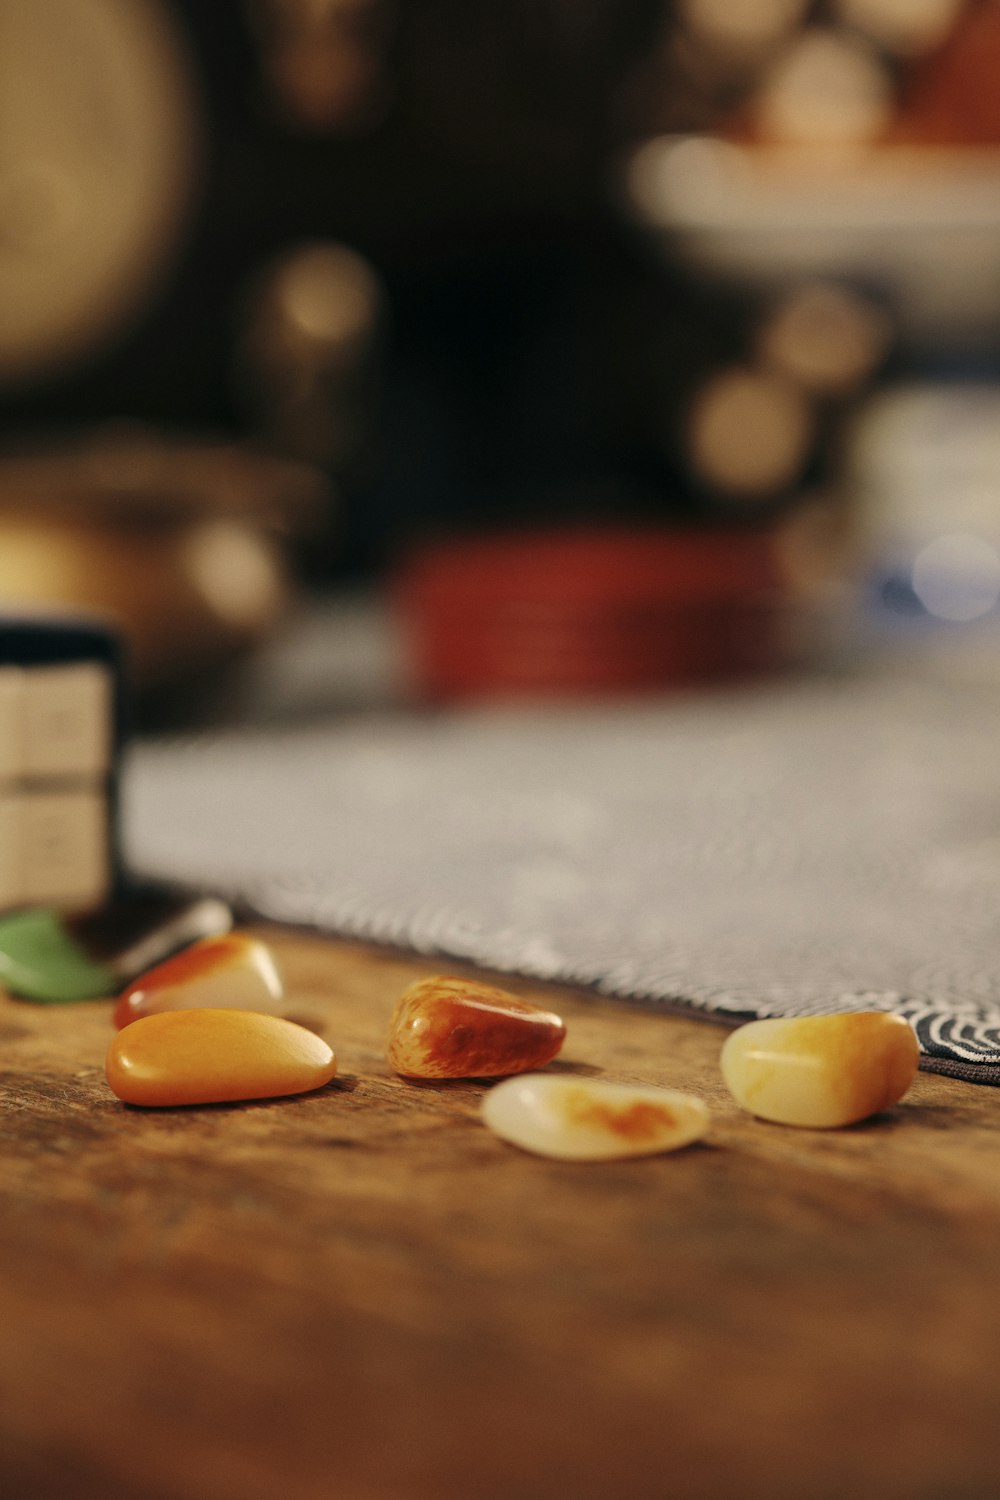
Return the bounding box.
[481,1074,710,1160]
[105,1008,336,1107]
[720,1011,919,1128]
[386,975,566,1079]
[114,933,284,1028]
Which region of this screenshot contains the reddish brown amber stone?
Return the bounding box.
[386,975,566,1080]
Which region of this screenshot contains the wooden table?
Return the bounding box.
[3,927,1000,1500]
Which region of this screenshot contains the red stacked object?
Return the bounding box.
[392,526,786,700]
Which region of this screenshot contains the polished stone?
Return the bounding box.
[114,933,284,1028]
[386,975,565,1079]
[0,907,114,1002]
[0,895,233,1004]
[482,1074,710,1160]
[720,1012,919,1128]
[105,1008,336,1106]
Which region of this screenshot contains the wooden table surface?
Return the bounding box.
[4,927,1000,1500]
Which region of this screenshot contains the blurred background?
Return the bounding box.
[5,0,1000,723]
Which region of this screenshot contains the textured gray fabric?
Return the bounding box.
[124,675,1000,1083]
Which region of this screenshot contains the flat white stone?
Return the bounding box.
[481,1074,710,1161]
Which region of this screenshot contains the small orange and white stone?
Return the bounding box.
[720,1011,919,1128]
[113,933,284,1028]
[105,1008,337,1107]
[481,1074,710,1161]
[386,975,566,1080]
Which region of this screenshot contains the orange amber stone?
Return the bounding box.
[105,1008,336,1107]
[113,933,284,1028]
[386,975,566,1080]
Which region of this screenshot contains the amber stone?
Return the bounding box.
[105,1008,336,1107]
[720,1011,919,1128]
[386,975,566,1079]
[113,933,284,1028]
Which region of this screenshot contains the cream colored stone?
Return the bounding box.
[481,1074,709,1161]
[720,1011,919,1128]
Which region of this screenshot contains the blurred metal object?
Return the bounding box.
[845,383,1000,677]
[757,282,892,397]
[0,512,288,686]
[0,0,200,384]
[236,241,384,468]
[849,384,1000,553]
[180,519,289,637]
[248,0,393,132]
[678,0,807,64]
[686,365,813,499]
[834,0,963,59]
[0,427,327,529]
[753,28,894,147]
[626,135,1000,350]
[0,430,330,685]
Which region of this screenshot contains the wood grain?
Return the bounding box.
[3,928,1000,1500]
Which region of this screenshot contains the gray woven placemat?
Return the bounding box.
[124,674,1000,1083]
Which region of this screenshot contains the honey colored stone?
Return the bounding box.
[720,1011,919,1128]
[113,934,284,1028]
[386,975,566,1079]
[105,1008,336,1107]
[482,1074,710,1161]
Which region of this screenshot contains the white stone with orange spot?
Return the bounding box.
[720,1011,919,1128]
[481,1074,710,1161]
